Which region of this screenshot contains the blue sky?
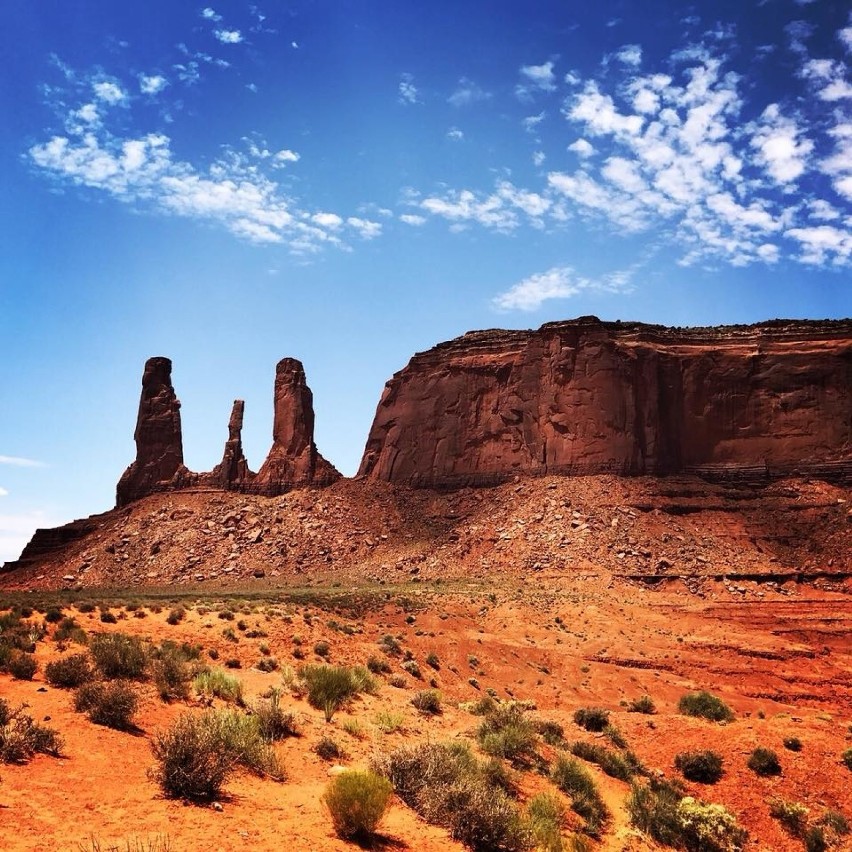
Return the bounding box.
[1,0,850,562]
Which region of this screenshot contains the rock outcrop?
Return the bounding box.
[116,357,339,507]
[358,317,852,487]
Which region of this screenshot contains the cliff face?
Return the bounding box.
[116,357,339,506]
[358,317,852,487]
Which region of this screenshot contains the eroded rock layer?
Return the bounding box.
[116,356,339,507]
[358,317,852,487]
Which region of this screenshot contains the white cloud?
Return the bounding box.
[517,61,556,98]
[139,74,167,95]
[785,224,852,265]
[273,148,300,164]
[399,74,419,105]
[533,151,546,166]
[313,212,343,229]
[615,44,642,66]
[0,455,46,468]
[0,487,8,497]
[214,29,243,44]
[800,59,852,101]
[522,112,545,133]
[447,127,464,141]
[750,104,814,186]
[400,213,426,226]
[568,138,595,158]
[448,77,491,107]
[93,80,126,104]
[77,103,99,123]
[346,217,382,239]
[840,26,852,53]
[201,7,222,21]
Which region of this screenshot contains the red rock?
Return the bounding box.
[358,317,852,487]
[117,357,191,506]
[206,400,253,490]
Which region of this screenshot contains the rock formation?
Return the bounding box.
[116,357,339,507]
[358,317,852,487]
[116,357,191,506]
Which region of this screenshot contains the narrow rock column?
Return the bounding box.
[208,399,253,489]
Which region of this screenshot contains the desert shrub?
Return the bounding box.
[300,665,362,722]
[804,826,827,852]
[366,655,391,674]
[551,754,608,837]
[769,798,809,837]
[324,769,392,839]
[817,809,849,836]
[348,665,378,695]
[44,607,64,623]
[783,736,802,752]
[373,741,532,851]
[208,709,284,779]
[426,652,440,669]
[841,748,852,771]
[570,740,637,782]
[193,668,244,704]
[166,607,185,626]
[628,779,746,852]
[678,691,734,723]
[0,701,63,763]
[90,633,147,680]
[76,602,96,613]
[8,651,38,680]
[747,747,781,777]
[674,750,724,784]
[603,724,628,750]
[314,640,331,658]
[100,610,118,624]
[377,634,401,656]
[533,718,565,746]
[74,681,139,730]
[253,690,299,740]
[218,609,234,621]
[256,656,278,673]
[150,641,196,701]
[411,689,442,714]
[573,707,609,732]
[45,653,93,688]
[224,657,241,669]
[477,703,538,765]
[467,695,500,716]
[401,659,422,679]
[314,735,345,761]
[374,710,404,734]
[526,792,565,852]
[389,673,407,688]
[55,616,87,645]
[627,695,656,714]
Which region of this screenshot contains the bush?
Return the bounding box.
[150,642,194,702]
[8,652,38,680]
[551,754,608,838]
[533,718,564,746]
[256,656,278,673]
[676,796,748,851]
[74,681,139,730]
[45,607,64,623]
[0,700,63,763]
[300,665,363,722]
[90,633,147,680]
[477,703,538,765]
[253,690,299,740]
[603,724,628,750]
[769,798,809,837]
[573,707,609,732]
[314,640,331,658]
[842,748,852,771]
[426,652,440,669]
[570,740,638,782]
[367,655,392,674]
[804,826,827,852]
[55,616,87,645]
[783,737,802,752]
[411,689,442,714]
[674,751,724,784]
[166,607,186,626]
[314,736,345,761]
[628,695,656,714]
[193,668,244,704]
[526,792,565,852]
[45,653,93,688]
[324,769,393,839]
[373,741,531,851]
[100,611,118,624]
[747,747,781,777]
[678,691,734,723]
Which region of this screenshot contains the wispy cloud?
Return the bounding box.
[448,77,491,107]
[0,455,46,468]
[446,127,464,141]
[214,29,244,45]
[398,73,419,105]
[0,487,9,497]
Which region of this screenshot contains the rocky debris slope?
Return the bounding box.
[359,317,852,488]
[116,356,339,507]
[4,475,849,590]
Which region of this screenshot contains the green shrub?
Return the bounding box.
[526,792,565,852]
[193,668,244,704]
[374,710,404,734]
[426,652,440,669]
[533,718,565,745]
[55,616,87,645]
[45,653,93,688]
[551,754,608,838]
[90,633,147,680]
[366,655,391,674]
[373,741,532,851]
[747,747,781,777]
[804,826,827,852]
[100,610,118,624]
[45,607,64,623]
[841,748,852,771]
[0,700,64,763]
[314,640,331,658]
[603,724,628,749]
[627,695,656,714]
[253,690,299,740]
[676,796,748,851]
[817,809,849,837]
[314,735,345,761]
[570,740,638,781]
[783,737,802,752]
[166,607,186,626]
[74,681,139,730]
[324,769,392,839]
[477,703,538,765]
[678,691,734,723]
[8,651,38,680]
[377,634,401,656]
[208,709,284,779]
[256,656,278,673]
[674,750,724,784]
[411,689,442,714]
[573,707,609,732]
[150,641,197,701]
[300,665,362,722]
[769,798,809,837]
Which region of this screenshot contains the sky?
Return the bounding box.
[1,0,850,564]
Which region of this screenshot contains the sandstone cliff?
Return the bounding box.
[358,317,852,487]
[116,356,339,506]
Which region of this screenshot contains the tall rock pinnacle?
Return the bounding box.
[208,400,252,490]
[116,357,190,506]
[253,358,340,492]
